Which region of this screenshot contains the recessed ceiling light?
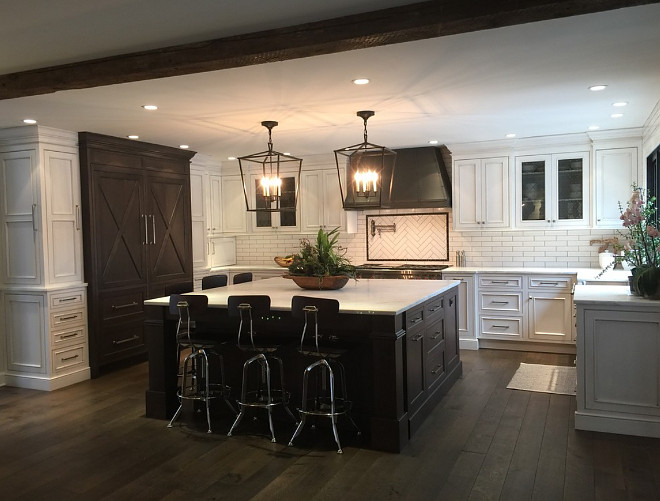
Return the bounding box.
[611,113,623,118]
[505,133,516,138]
[179,144,189,149]
[589,84,607,91]
[142,104,158,111]
[612,102,628,107]
[127,135,139,139]
[23,118,37,124]
[227,156,237,161]
[352,78,370,85]
[428,140,439,145]
[588,125,600,130]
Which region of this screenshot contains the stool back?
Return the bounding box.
[291,296,339,354]
[202,274,228,290]
[232,272,253,284]
[169,294,208,346]
[227,295,270,350]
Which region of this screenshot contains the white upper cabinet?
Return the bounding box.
[0,149,41,284]
[220,175,248,233]
[189,167,208,270]
[594,147,639,227]
[516,152,589,228]
[44,149,83,284]
[300,169,347,233]
[208,174,222,234]
[453,157,509,230]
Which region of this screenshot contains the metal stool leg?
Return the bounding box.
[288,366,311,446]
[227,354,258,437]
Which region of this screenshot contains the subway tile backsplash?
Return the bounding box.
[234,209,618,268]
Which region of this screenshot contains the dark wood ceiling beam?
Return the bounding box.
[0,0,655,99]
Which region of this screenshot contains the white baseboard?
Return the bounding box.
[4,367,91,391]
[459,338,479,350]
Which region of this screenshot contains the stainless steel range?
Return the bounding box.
[355,263,449,280]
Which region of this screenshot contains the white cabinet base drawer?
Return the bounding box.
[52,344,87,372]
[50,289,86,309]
[479,292,522,314]
[479,275,523,288]
[53,326,86,347]
[480,316,523,340]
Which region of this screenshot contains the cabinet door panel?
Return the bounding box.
[92,169,146,288]
[528,293,572,342]
[595,147,638,227]
[406,326,426,415]
[45,150,83,283]
[4,294,46,374]
[146,173,191,285]
[483,158,508,226]
[221,176,248,233]
[322,170,344,229]
[1,151,41,284]
[454,159,480,227]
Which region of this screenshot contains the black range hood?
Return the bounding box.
[382,146,452,209]
[342,146,452,210]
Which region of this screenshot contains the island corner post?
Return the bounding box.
[143,279,461,453]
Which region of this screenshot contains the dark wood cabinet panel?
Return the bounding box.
[79,132,195,376]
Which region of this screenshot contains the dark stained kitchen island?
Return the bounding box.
[143,277,461,452]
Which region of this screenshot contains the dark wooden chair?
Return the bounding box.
[202,274,228,290]
[232,272,253,284]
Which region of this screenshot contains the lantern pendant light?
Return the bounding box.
[334,111,396,209]
[238,120,302,212]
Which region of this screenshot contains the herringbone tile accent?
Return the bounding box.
[367,213,449,261]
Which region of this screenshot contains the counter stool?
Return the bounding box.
[202,274,228,290]
[287,296,360,454]
[232,272,253,285]
[167,294,235,433]
[226,295,296,442]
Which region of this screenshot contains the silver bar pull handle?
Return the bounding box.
[492,325,510,329]
[151,214,156,244]
[32,204,38,231]
[142,215,147,244]
[75,205,81,230]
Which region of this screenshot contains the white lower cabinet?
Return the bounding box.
[3,286,89,390]
[470,271,576,347]
[576,304,660,437]
[442,273,477,350]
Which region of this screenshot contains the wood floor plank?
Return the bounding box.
[532,393,571,500]
[1,349,659,501]
[499,392,550,500]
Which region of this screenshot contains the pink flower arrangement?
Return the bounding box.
[618,185,660,270]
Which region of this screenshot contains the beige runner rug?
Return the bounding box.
[506,363,576,395]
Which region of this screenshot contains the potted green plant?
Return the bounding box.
[285,227,356,289]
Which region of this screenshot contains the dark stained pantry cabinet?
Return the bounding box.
[79,132,195,376]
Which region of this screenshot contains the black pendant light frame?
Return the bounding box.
[238,120,303,213]
[334,111,396,210]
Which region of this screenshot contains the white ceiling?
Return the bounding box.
[1,1,659,161]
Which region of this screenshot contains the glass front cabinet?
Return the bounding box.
[516,152,589,227]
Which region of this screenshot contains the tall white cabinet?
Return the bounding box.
[0,125,89,390]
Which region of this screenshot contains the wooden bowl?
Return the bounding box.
[274,256,293,267]
[284,274,349,290]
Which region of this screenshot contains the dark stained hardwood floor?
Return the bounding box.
[1,349,659,501]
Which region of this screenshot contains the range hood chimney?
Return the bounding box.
[381,146,452,208]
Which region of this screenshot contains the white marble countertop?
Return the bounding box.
[442,266,630,284]
[574,284,660,308]
[146,276,459,315]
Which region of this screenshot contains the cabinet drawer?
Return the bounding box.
[425,316,445,352]
[101,289,145,321]
[424,296,445,321]
[52,344,86,372]
[479,275,523,288]
[426,345,445,388]
[528,275,574,291]
[50,308,86,329]
[406,305,425,330]
[100,323,145,360]
[50,289,86,309]
[53,326,86,347]
[480,316,523,339]
[479,292,522,314]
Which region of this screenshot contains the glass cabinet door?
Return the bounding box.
[556,157,583,221]
[252,174,298,229]
[520,159,546,222]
